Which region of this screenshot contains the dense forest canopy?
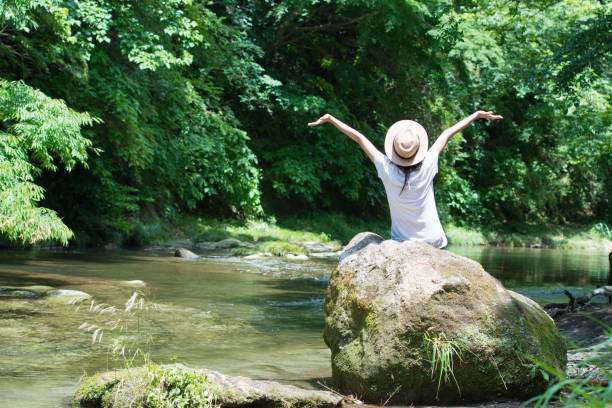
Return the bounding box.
[0,0,610,245]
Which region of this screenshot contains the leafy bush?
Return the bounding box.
[593,223,612,240]
[0,79,95,245]
[145,365,218,408]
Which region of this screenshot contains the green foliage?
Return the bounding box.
[553,5,612,86]
[522,328,612,407]
[257,241,306,256]
[224,0,610,226]
[593,223,612,241]
[0,0,609,244]
[145,365,218,408]
[0,79,94,244]
[177,109,262,216]
[1,0,268,243]
[75,375,119,407]
[277,213,389,244]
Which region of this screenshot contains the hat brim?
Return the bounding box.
[384,120,429,167]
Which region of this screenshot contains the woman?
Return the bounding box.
[308,111,502,248]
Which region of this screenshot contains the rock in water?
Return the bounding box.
[44,289,91,304]
[0,285,54,298]
[324,232,567,404]
[174,248,200,259]
[74,364,341,408]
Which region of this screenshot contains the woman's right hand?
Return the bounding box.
[308,114,332,127]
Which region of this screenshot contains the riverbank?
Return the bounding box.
[2,213,610,252]
[160,214,612,253]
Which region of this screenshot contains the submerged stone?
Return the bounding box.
[324,232,567,404]
[0,285,91,304]
[121,280,146,287]
[0,285,54,298]
[174,248,200,259]
[286,253,309,260]
[310,251,341,260]
[43,289,91,304]
[301,241,342,253]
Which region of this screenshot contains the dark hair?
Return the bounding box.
[397,162,422,194]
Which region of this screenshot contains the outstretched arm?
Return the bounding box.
[308,114,379,163]
[432,110,503,155]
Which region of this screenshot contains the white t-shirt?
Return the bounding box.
[373,148,448,248]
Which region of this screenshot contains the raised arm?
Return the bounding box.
[308,114,379,163]
[432,110,503,155]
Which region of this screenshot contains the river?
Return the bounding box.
[0,247,609,407]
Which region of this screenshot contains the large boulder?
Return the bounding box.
[324,232,567,404]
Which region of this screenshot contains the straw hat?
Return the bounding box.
[384,120,428,166]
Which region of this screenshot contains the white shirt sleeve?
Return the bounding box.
[373,150,389,179]
[421,148,439,183]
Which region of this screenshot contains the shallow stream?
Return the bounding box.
[0,247,609,407]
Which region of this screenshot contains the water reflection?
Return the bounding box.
[452,247,607,285]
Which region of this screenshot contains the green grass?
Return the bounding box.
[523,327,612,407]
[178,216,611,251]
[478,222,612,250]
[230,241,308,257]
[423,331,464,399]
[276,213,390,245]
[256,241,307,256]
[63,210,612,251]
[183,217,336,245]
[445,224,488,246]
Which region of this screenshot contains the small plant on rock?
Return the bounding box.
[145,365,219,408]
[423,330,463,399]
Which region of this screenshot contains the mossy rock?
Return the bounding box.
[74,364,340,408]
[256,241,307,256]
[231,247,257,256]
[0,286,91,304]
[324,232,567,405]
[0,285,54,298]
[212,238,255,249]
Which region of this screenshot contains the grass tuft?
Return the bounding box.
[522,327,612,407]
[423,331,463,399]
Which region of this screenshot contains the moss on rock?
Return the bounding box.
[257,241,307,256]
[73,364,340,408]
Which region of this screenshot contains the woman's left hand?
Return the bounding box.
[308,114,332,127]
